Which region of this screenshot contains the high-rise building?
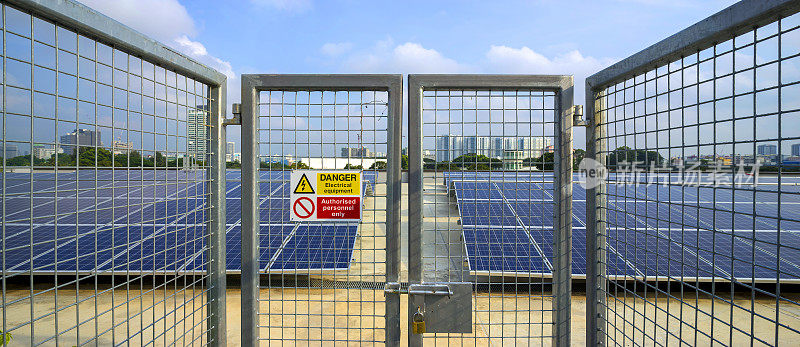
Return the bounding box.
[33,144,63,159]
[436,135,463,162]
[792,143,800,157]
[436,135,551,161]
[1,144,19,158]
[757,144,778,156]
[341,147,372,158]
[188,105,209,161]
[226,141,235,161]
[60,128,101,155]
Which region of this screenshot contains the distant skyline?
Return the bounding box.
[77,0,739,152]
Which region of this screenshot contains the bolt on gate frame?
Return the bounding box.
[586,0,800,345]
[0,0,228,345]
[408,75,574,346]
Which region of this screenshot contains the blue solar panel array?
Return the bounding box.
[3,169,378,274]
[446,171,800,280]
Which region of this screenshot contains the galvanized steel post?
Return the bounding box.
[553,77,574,347]
[208,81,228,346]
[240,75,261,347]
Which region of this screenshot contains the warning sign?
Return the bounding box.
[293,174,315,194]
[290,170,362,221]
[317,172,360,195]
[293,197,315,219]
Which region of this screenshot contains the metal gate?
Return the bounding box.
[0,0,227,345]
[586,0,800,345]
[407,75,574,345]
[239,74,402,345]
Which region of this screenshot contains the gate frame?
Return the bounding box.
[239,74,403,346]
[407,74,574,346]
[584,0,800,345]
[2,0,229,345]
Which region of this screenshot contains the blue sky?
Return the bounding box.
[79,0,739,152]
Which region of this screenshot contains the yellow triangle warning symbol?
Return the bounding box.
[294,174,315,194]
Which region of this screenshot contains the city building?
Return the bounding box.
[33,144,63,160]
[792,143,800,157]
[111,140,133,155]
[757,144,778,156]
[1,144,19,158]
[226,141,235,162]
[341,147,372,158]
[503,150,524,170]
[435,135,552,162]
[60,128,101,155]
[187,105,209,160]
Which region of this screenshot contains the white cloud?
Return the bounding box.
[251,0,312,12]
[174,35,235,80]
[485,45,614,77]
[79,0,196,42]
[78,0,237,107]
[342,39,470,73]
[175,35,208,56]
[320,42,353,57]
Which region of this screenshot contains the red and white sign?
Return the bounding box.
[293,197,315,219]
[290,170,362,221]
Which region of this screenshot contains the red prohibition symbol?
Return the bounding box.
[293,197,315,219]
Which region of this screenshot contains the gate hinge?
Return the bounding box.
[570,105,586,127]
[223,103,242,126]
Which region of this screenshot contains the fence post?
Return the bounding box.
[240,75,261,347]
[584,85,606,346]
[553,77,574,347]
[208,81,228,346]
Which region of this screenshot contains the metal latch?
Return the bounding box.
[383,283,454,296]
[400,282,472,334]
[223,103,242,126]
[570,105,586,126]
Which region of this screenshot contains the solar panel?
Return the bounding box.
[9,169,800,280]
[462,226,550,274]
[269,224,359,271]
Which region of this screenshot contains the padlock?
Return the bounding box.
[412,306,426,334]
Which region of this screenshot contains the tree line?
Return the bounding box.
[2,148,202,168]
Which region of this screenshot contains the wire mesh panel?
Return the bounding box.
[408,75,573,345]
[586,0,800,345]
[240,75,402,345]
[0,0,227,345]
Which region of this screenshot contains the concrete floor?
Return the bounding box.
[3,175,800,345]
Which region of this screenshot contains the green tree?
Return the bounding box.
[528,152,555,171]
[290,161,310,169]
[344,164,363,169]
[369,161,387,170]
[573,149,586,170]
[77,147,113,167]
[451,153,501,170]
[155,151,166,167]
[6,154,32,166]
[607,146,664,169]
[129,151,142,167]
[401,155,409,170]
